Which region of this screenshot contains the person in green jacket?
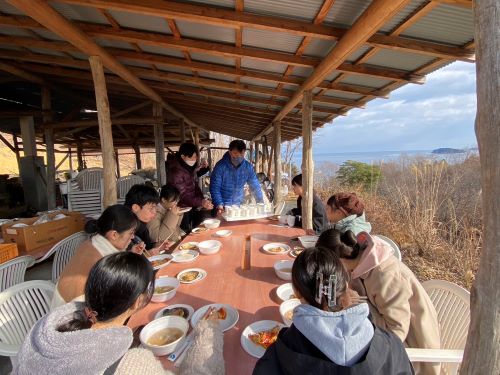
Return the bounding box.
[325,192,371,235]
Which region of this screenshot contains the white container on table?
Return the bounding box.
[151,277,180,303]
[198,240,222,255]
[248,205,257,216]
[257,203,265,214]
[140,316,189,356]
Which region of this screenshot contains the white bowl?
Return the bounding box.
[274,260,294,281]
[298,235,319,248]
[276,283,296,302]
[140,316,189,356]
[152,277,180,303]
[280,299,301,326]
[198,240,222,255]
[203,219,221,229]
[215,229,232,238]
[277,215,288,225]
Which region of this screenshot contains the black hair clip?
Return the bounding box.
[315,272,337,310]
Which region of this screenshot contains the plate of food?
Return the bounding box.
[148,254,173,270]
[190,303,239,332]
[177,268,207,284]
[276,283,297,302]
[192,227,208,234]
[171,250,199,263]
[262,243,291,255]
[155,304,195,321]
[289,246,305,258]
[241,320,284,358]
[179,242,199,251]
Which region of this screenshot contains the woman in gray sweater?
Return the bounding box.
[13,252,224,375]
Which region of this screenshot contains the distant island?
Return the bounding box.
[432,148,466,154]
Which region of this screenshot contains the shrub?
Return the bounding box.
[336,160,381,190]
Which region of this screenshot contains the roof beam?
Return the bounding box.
[7,0,204,131]
[55,0,474,60]
[258,0,413,138]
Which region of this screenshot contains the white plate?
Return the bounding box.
[172,250,199,263]
[178,242,199,251]
[262,243,291,255]
[154,304,195,321]
[276,283,296,302]
[190,303,239,332]
[177,268,207,284]
[240,320,285,358]
[192,227,209,234]
[215,229,232,237]
[178,207,192,214]
[148,254,173,270]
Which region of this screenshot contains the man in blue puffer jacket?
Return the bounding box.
[210,140,264,214]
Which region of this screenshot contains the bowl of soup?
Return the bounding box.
[280,298,301,326]
[140,316,189,356]
[151,277,180,303]
[203,218,221,229]
[274,260,294,281]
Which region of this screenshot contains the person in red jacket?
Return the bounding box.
[167,143,213,232]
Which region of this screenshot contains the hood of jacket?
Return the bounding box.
[334,213,372,235]
[351,232,394,279]
[14,302,132,375]
[293,303,374,367]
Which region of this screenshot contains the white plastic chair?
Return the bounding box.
[116,175,145,204]
[375,234,402,261]
[0,280,55,365]
[406,280,471,374]
[0,256,35,292]
[68,168,103,216]
[51,231,88,283]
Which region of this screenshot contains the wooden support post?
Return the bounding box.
[20,116,37,156]
[249,142,254,165]
[461,0,500,373]
[207,146,213,172]
[115,149,120,178]
[153,102,166,186]
[180,118,186,144]
[68,147,73,172]
[194,128,200,148]
[13,134,21,172]
[255,142,261,173]
[133,144,142,170]
[273,122,282,211]
[301,90,314,231]
[76,141,84,171]
[267,146,274,180]
[89,55,117,208]
[42,86,56,209]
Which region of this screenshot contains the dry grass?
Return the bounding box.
[318,155,482,290]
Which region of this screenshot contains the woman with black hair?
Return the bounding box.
[148,184,184,246]
[14,252,225,375]
[254,246,414,375]
[167,143,213,232]
[316,229,440,375]
[287,174,327,233]
[51,204,138,309]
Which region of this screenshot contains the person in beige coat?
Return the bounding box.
[148,184,184,247]
[317,229,441,375]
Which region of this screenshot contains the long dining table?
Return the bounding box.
[128,217,305,374]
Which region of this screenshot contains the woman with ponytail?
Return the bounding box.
[14,252,225,375]
[51,204,138,308]
[317,229,441,375]
[254,246,413,374]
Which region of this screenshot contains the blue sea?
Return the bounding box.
[291,150,474,166]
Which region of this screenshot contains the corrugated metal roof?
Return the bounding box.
[323,91,364,101]
[244,0,323,22]
[243,28,303,54]
[290,66,314,78]
[340,75,392,88]
[31,29,65,41]
[365,49,435,71]
[117,58,153,68]
[176,20,235,44]
[190,52,235,67]
[68,51,88,60]
[0,26,33,37]
[26,47,66,57]
[240,76,278,89]
[137,44,185,58]
[107,9,171,34]
[303,39,336,58]
[325,71,341,81]
[241,58,287,74]
[49,2,109,25]
[95,38,134,51]
[379,0,427,33]
[157,65,194,75]
[198,71,236,83]
[0,2,24,15]
[402,4,474,46]
[0,44,22,51]
[176,0,235,8]
[346,45,372,63]
[323,0,372,27]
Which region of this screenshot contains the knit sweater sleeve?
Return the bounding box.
[115,348,174,375]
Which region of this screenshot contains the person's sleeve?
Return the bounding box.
[364,269,412,342]
[146,212,163,243]
[148,211,179,246]
[196,166,210,177]
[210,165,224,207]
[177,174,203,208]
[312,196,327,232]
[116,348,171,375]
[179,319,225,375]
[247,167,264,203]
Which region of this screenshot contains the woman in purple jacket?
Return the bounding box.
[167,143,213,232]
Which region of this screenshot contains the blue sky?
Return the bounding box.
[313,61,477,153]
